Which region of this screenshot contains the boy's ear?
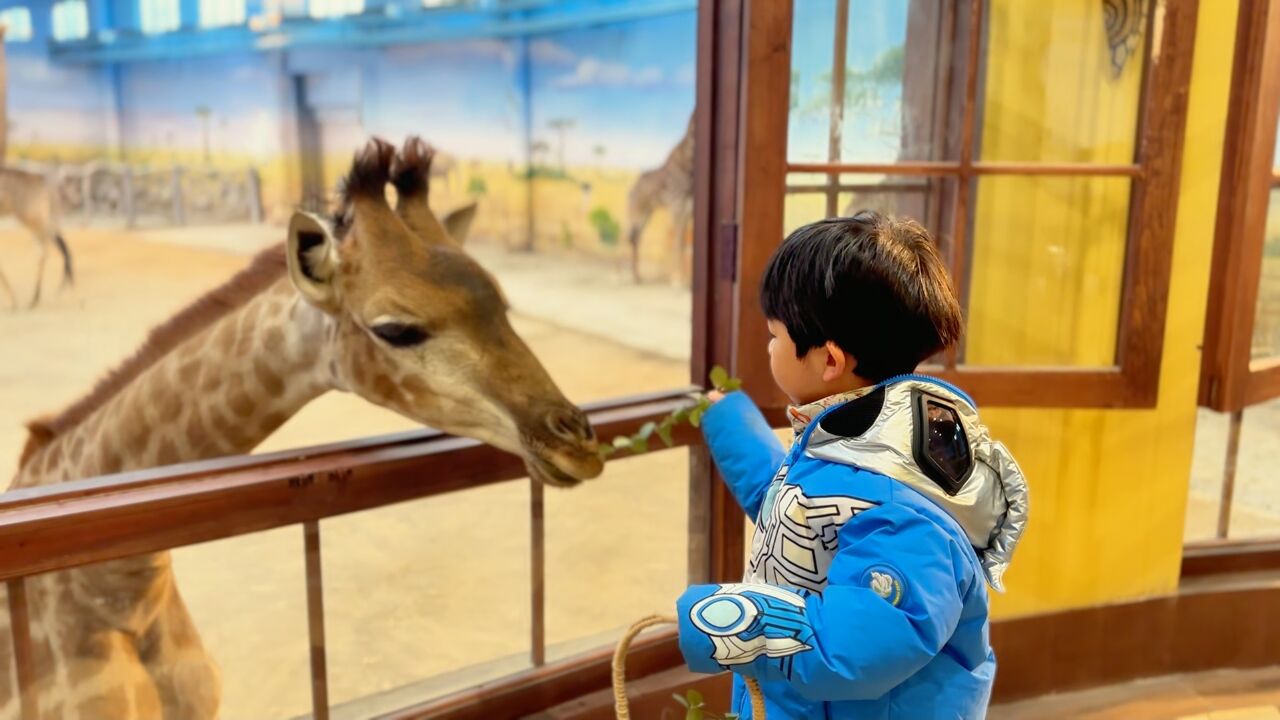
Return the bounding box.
[822,341,853,382]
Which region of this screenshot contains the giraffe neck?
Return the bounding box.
[18,280,338,487]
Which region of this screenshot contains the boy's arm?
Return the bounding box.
[700,391,787,519]
[675,502,969,701]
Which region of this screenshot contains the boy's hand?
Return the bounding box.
[707,390,725,404]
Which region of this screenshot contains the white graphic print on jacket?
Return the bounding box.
[746,466,877,592]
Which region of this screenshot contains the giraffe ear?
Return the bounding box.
[286,211,341,313]
[442,202,477,246]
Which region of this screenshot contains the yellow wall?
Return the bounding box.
[984,0,1238,618]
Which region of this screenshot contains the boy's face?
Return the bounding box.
[767,319,858,405]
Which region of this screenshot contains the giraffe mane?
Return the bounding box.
[19,244,289,469]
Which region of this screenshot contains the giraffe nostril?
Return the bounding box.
[548,408,591,443]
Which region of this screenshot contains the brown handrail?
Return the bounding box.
[0,387,696,512]
[0,389,701,583]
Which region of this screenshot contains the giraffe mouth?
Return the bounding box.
[527,456,585,488]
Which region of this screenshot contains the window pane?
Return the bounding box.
[201,0,246,28]
[789,0,968,164]
[52,1,90,41]
[140,0,181,34]
[1,8,33,42]
[309,0,364,19]
[979,0,1145,164]
[1186,401,1280,542]
[546,448,689,661]
[964,175,1130,367]
[2,7,699,712]
[174,529,312,718]
[320,481,533,713]
[1251,187,1280,360]
[784,172,958,264]
[0,535,310,720]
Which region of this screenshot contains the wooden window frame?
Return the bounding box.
[734,0,1199,411]
[1200,0,1280,412]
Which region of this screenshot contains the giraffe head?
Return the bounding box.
[285,137,603,487]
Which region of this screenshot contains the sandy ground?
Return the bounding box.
[0,222,693,719]
[1,219,1276,718]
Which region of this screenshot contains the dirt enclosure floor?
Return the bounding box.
[0,222,693,719]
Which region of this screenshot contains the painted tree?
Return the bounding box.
[547,117,575,173]
[195,106,213,165]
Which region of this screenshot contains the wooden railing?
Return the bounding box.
[0,387,702,720]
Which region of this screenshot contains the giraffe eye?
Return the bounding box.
[372,322,430,348]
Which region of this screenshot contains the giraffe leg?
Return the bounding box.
[28,238,48,309]
[0,263,17,310]
[53,233,73,291]
[627,210,650,285]
[669,204,692,288]
[138,580,221,720]
[61,631,165,720]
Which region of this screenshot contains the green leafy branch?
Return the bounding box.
[672,689,739,720]
[598,365,742,460]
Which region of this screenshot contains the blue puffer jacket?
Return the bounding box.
[676,376,1029,719]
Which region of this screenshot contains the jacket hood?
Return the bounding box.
[803,376,1029,591]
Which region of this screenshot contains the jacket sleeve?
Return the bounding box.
[700,391,786,520]
[675,501,970,701]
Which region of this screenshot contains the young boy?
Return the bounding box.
[676,211,1029,719]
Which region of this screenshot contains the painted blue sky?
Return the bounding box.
[4,7,696,168]
[528,11,696,168]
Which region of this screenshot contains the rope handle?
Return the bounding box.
[611,614,765,720]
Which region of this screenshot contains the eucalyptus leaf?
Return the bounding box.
[637,421,657,440]
[709,365,730,389]
[656,422,675,447]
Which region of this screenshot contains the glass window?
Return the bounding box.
[979,0,1143,164]
[139,0,181,34]
[1,3,701,714]
[788,0,1148,371]
[200,0,246,28]
[308,0,363,19]
[1,6,33,42]
[1187,401,1280,542]
[789,0,958,165]
[51,0,89,41]
[1250,116,1280,360]
[966,176,1131,367]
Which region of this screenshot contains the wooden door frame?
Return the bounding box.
[1200,0,1280,412]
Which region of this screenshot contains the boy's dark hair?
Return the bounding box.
[760,210,963,382]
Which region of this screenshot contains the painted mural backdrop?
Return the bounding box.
[6,7,696,279]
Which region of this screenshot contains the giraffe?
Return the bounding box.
[0,26,74,310]
[0,167,74,309]
[5,136,602,719]
[626,112,694,286]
